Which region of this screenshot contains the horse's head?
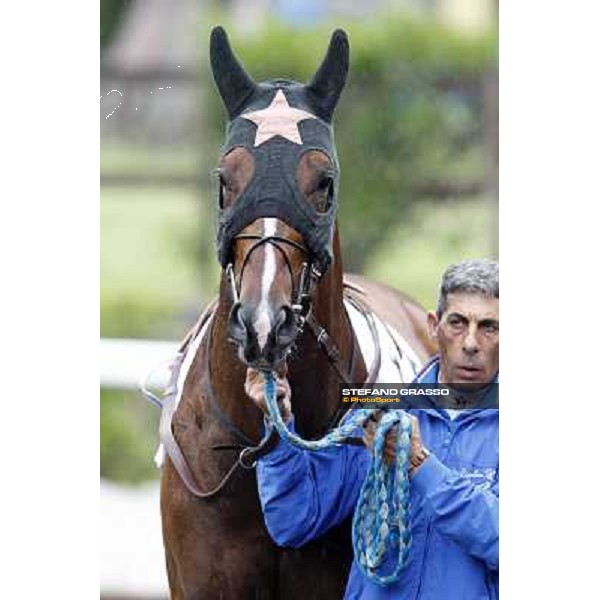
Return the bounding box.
[210,26,349,370]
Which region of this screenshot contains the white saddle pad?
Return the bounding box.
[344,299,423,383]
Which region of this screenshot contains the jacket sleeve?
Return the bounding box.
[256,418,365,548]
[411,454,499,570]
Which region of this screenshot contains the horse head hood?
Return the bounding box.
[209,26,349,273]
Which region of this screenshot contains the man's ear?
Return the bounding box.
[427,311,439,342]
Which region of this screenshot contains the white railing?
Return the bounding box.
[100,337,179,389]
[100,338,175,598]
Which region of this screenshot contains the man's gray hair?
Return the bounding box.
[436,259,499,317]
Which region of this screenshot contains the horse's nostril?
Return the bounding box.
[228,302,247,342]
[228,303,262,364]
[274,306,297,345]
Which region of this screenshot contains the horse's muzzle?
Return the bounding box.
[228,302,298,369]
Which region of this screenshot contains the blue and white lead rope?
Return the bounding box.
[263,371,413,586]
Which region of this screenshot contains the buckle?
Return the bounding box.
[225,263,239,303]
[238,447,257,469]
[310,264,322,279]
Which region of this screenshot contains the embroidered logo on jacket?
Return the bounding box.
[456,467,497,491]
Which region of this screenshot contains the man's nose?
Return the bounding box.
[462,326,480,355]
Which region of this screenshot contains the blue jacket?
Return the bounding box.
[256,358,499,599]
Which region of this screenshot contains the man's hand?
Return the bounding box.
[362,413,429,474]
[244,366,292,423]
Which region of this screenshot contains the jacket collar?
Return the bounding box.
[413,355,498,422]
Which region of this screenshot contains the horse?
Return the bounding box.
[157,27,436,599]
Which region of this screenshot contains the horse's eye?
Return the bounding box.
[314,176,334,213]
[215,169,233,209]
[215,171,227,209]
[317,175,333,192]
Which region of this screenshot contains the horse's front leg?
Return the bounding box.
[161,460,278,599]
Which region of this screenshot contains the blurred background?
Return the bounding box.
[100,0,498,597]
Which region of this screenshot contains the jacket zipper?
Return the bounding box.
[415,423,456,599]
[414,520,433,598]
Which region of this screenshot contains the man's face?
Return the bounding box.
[428,292,499,388]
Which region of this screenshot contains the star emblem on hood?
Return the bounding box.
[242,89,317,146]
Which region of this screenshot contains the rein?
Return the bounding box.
[158,373,279,499]
[146,319,281,499]
[262,371,413,585]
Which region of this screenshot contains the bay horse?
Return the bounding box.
[158,27,435,599]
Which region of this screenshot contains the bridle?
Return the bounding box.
[224,226,372,387]
[225,230,323,334]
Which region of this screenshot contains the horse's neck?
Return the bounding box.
[208,286,265,442]
[312,225,347,340]
[288,231,364,436]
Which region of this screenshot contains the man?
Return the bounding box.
[246,259,499,599]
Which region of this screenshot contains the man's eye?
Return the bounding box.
[483,323,499,334]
